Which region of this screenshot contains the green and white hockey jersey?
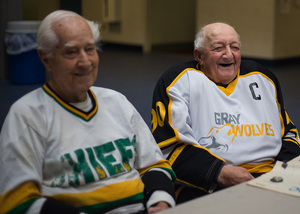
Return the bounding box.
[0,85,176,214]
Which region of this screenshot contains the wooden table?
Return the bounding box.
[160,182,300,214]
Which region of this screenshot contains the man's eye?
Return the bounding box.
[213,46,224,51]
[86,47,95,53]
[231,46,240,51]
[66,50,77,55]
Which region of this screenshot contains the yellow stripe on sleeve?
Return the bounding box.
[138,159,175,177]
[51,178,144,208]
[239,160,274,173]
[0,182,41,214]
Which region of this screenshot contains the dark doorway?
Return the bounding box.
[60,0,81,14]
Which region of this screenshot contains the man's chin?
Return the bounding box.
[217,72,238,84]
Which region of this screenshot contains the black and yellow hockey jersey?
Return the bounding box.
[151,59,300,194]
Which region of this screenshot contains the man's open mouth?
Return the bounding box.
[219,63,233,67]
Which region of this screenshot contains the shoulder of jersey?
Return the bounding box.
[240,60,272,76]
[158,60,198,85]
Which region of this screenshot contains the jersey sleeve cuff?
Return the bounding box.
[146,190,176,209]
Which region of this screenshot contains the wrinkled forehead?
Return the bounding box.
[205,24,239,45]
[52,17,93,45]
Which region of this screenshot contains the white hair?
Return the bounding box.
[194,23,241,51]
[194,27,206,51]
[37,10,100,57]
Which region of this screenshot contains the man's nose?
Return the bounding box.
[77,50,91,67]
[223,46,233,58]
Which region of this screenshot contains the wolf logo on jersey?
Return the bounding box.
[198,135,229,151]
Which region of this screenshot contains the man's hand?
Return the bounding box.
[217,165,254,187]
[148,201,170,214]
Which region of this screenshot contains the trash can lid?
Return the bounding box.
[6,21,41,34]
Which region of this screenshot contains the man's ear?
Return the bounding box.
[194,48,202,63]
[37,49,51,71]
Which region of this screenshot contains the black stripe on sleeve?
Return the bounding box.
[171,144,224,191]
[142,170,175,202]
[40,198,80,214]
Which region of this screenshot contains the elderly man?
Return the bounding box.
[151,22,300,203]
[0,10,175,214]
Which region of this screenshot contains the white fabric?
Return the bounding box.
[166,69,282,165]
[0,86,174,213]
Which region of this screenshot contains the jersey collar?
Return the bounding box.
[196,63,240,96]
[42,84,98,121]
[216,70,240,96]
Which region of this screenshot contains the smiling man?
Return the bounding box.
[194,23,241,85]
[0,10,176,214]
[151,22,300,204]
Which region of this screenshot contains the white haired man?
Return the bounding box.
[0,10,176,214]
[151,22,300,203]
